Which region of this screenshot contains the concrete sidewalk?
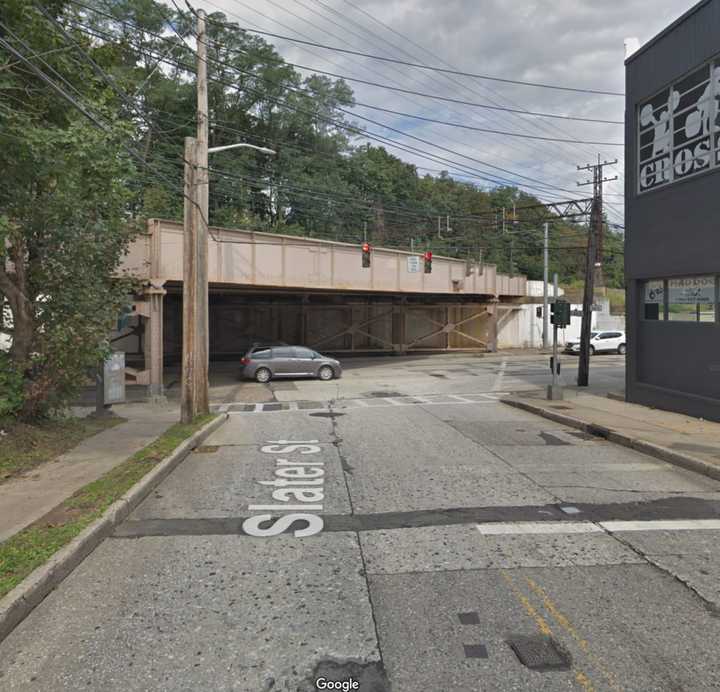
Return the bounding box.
[503,390,720,481]
[0,404,178,543]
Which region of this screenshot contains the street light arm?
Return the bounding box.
[207,142,276,155]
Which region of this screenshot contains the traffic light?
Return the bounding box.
[550,299,571,327]
[362,242,371,268]
[423,250,432,273]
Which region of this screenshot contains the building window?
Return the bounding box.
[638,61,720,193]
[668,276,716,322]
[642,279,666,320]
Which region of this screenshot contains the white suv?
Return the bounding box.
[565,331,626,355]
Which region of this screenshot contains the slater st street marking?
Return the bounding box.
[242,440,326,537]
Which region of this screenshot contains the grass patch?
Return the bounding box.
[0,416,124,484]
[0,413,216,600]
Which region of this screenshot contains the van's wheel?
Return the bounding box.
[318,366,334,381]
[589,345,595,356]
[255,367,272,383]
[618,343,626,355]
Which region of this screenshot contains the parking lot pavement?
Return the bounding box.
[4,352,720,691]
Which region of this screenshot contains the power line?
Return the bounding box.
[204,0,624,178]
[67,13,586,198]
[351,102,623,146]
[77,0,604,192]
[203,1,623,125]
[333,0,626,173]
[206,0,624,194]
[197,11,624,97]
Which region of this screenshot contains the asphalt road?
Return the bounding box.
[3,354,720,691]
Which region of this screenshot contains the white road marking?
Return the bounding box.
[600,519,720,532]
[477,521,602,535]
[353,399,371,407]
[384,398,404,405]
[492,359,508,392]
[476,518,720,536]
[448,394,474,403]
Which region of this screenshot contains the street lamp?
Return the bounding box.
[181,139,275,424]
[208,142,276,156]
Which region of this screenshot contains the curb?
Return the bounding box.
[0,413,228,644]
[501,397,720,483]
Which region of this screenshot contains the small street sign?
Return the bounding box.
[407,255,421,273]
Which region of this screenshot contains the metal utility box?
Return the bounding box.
[103,352,126,404]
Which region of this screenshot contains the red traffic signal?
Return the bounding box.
[362,242,371,268]
[423,250,432,273]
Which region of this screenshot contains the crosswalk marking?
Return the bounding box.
[477,522,602,535]
[476,518,720,536]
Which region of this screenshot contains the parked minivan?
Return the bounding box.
[239,345,342,382]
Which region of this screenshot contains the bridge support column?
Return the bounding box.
[487,298,500,353]
[144,280,166,401]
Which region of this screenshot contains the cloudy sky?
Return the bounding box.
[188,0,697,226]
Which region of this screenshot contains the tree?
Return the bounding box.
[0,1,138,418]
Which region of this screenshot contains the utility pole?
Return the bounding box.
[576,156,618,387]
[542,221,549,350]
[181,9,209,423]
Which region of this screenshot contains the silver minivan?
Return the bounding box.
[240,345,342,383]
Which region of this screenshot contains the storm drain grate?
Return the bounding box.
[262,403,284,412]
[195,445,219,454]
[365,390,404,398]
[506,635,571,671]
[309,411,345,418]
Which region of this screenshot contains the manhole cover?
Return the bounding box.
[506,635,571,671]
[309,411,345,418]
[195,445,219,453]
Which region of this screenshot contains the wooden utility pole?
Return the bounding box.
[181,9,209,423]
[576,156,617,387]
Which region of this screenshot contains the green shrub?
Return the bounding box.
[0,353,24,418]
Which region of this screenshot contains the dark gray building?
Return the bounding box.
[625,0,720,421]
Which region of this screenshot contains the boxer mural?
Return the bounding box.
[639,61,720,192]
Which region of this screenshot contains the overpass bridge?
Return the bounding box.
[118,219,528,395]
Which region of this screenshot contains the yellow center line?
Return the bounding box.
[525,576,624,692]
[501,571,595,691]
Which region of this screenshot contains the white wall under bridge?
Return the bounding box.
[118,219,528,395]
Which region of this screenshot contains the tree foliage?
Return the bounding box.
[0,0,138,419]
